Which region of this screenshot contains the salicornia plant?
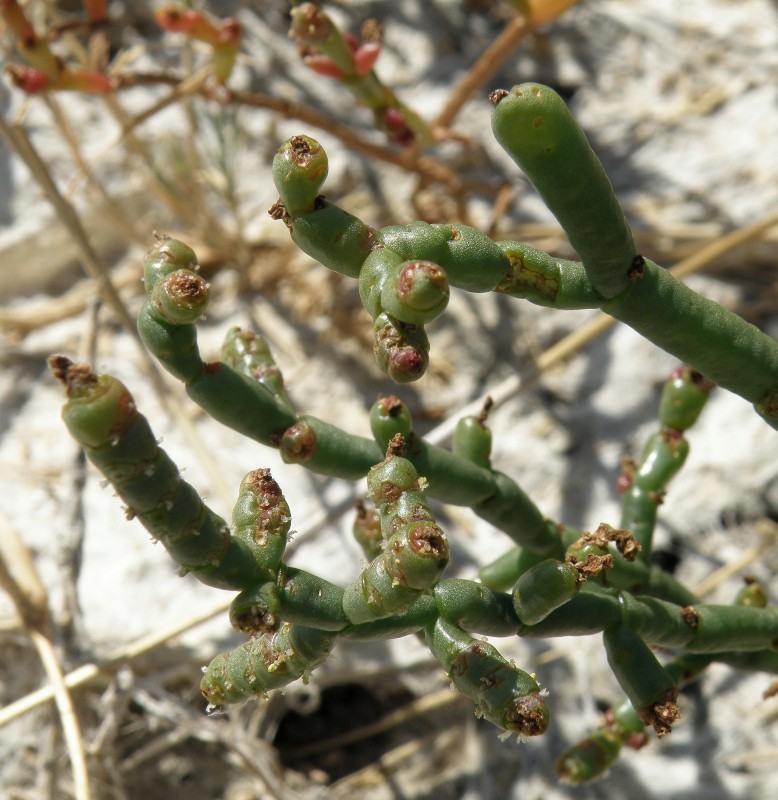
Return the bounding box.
[50,82,778,784]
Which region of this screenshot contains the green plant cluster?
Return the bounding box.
[50,82,778,783]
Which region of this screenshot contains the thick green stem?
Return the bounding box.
[605,259,778,426]
[426,616,550,736]
[200,623,337,705]
[517,584,778,653]
[490,83,636,299]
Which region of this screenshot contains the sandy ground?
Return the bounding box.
[1,1,777,798]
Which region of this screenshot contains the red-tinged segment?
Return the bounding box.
[382,107,416,148]
[352,42,381,76]
[155,5,218,42]
[389,346,426,381]
[5,64,50,93]
[301,52,345,79]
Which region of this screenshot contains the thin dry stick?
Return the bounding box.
[124,685,289,799]
[434,14,528,130]
[220,88,468,192]
[0,119,138,336]
[43,94,147,245]
[330,725,465,791]
[100,92,198,225]
[114,74,464,188]
[116,66,211,137]
[0,515,92,800]
[29,630,93,800]
[0,602,231,727]
[0,263,138,335]
[0,512,51,635]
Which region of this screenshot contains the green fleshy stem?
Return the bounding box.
[369,399,563,553]
[50,358,232,571]
[477,525,575,591]
[480,531,697,606]
[142,236,199,293]
[150,269,209,326]
[352,500,383,560]
[434,578,519,636]
[512,559,581,625]
[221,326,295,416]
[272,134,329,217]
[452,415,492,470]
[556,700,647,784]
[735,576,769,608]
[616,485,659,564]
[632,431,691,493]
[426,617,550,736]
[491,83,636,299]
[279,415,382,480]
[494,240,604,309]
[376,221,509,293]
[136,301,204,383]
[556,727,624,784]
[558,582,776,785]
[603,622,679,736]
[138,285,300,444]
[342,520,449,623]
[359,247,450,326]
[366,447,422,504]
[518,584,778,653]
[229,567,349,635]
[604,258,778,429]
[473,471,556,553]
[658,366,714,431]
[200,623,337,705]
[369,395,414,451]
[344,451,448,626]
[137,288,558,551]
[228,468,291,578]
[383,259,450,325]
[600,550,698,606]
[273,197,376,280]
[133,239,558,552]
[713,648,778,673]
[339,594,438,641]
[619,429,689,560]
[185,361,299,447]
